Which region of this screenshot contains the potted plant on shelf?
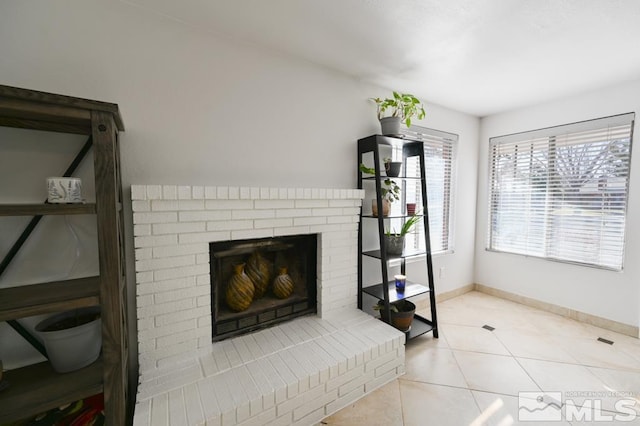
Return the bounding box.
[371,92,426,136]
[35,306,102,373]
[374,299,416,332]
[384,157,402,177]
[360,163,400,217]
[384,213,421,255]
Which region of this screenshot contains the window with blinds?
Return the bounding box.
[487,113,634,271]
[400,126,458,254]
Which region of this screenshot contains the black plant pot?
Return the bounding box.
[385,161,402,177]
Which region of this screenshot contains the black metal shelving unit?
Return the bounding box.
[357,134,438,340]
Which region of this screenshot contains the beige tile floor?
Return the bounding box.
[321,291,640,425]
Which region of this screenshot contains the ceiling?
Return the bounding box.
[124,0,640,117]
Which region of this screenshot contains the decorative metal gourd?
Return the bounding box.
[272,267,294,299]
[245,251,271,298]
[226,263,255,312]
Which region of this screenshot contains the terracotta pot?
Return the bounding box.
[379,300,416,332]
[371,199,390,217]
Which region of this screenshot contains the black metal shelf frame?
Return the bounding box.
[357,134,439,340]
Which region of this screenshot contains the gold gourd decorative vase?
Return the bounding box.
[226,263,255,312]
[272,267,294,299]
[245,251,270,298]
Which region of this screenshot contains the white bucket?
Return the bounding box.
[35,307,101,373]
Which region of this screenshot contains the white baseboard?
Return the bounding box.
[474,283,639,338]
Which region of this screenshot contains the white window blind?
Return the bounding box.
[487,113,634,271]
[400,126,458,254]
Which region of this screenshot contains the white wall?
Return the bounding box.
[0,0,479,390]
[476,79,640,329]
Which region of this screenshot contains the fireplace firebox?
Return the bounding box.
[209,234,317,341]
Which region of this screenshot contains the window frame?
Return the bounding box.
[486,113,635,271]
[400,125,458,256]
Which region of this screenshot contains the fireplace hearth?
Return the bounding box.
[210,234,317,340]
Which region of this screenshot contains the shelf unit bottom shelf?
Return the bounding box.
[377,313,435,341]
[0,358,104,424]
[405,314,435,340]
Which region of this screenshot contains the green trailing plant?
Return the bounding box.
[359,163,375,175]
[371,92,426,127]
[359,163,401,203]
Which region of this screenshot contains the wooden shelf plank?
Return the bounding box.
[363,280,430,303]
[0,203,96,216]
[0,84,124,131]
[0,276,100,321]
[0,116,90,135]
[0,97,91,133]
[0,359,103,424]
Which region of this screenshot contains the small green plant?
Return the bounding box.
[359,163,375,175]
[371,92,426,127]
[359,163,401,203]
[373,301,399,313]
[386,213,421,236]
[399,214,422,235]
[373,299,414,313]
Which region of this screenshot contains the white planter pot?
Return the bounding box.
[35,306,101,373]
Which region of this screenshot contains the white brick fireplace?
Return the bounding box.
[131,185,405,426]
